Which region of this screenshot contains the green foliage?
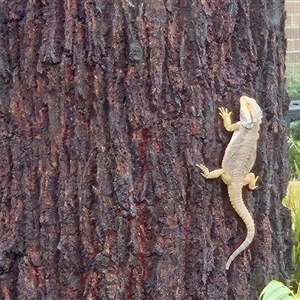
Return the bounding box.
[294,198,300,285]
[287,77,300,100]
[288,136,300,179]
[283,182,300,285]
[291,122,300,142]
[259,280,297,299]
[286,63,300,100]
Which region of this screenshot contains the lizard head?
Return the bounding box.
[239,96,262,129]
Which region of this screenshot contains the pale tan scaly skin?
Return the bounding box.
[196,96,262,270]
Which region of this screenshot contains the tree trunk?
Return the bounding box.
[0,1,291,299]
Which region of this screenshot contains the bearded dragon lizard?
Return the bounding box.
[196,96,262,270]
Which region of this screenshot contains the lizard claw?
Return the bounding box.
[249,176,259,190]
[218,107,231,119]
[196,163,209,177]
[253,176,259,189]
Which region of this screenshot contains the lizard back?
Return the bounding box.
[221,122,260,180]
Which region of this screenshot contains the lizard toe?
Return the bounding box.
[196,164,209,176]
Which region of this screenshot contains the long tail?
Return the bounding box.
[226,185,255,270]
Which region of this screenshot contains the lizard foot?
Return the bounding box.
[219,107,232,119]
[250,176,259,190]
[196,164,224,179]
[243,173,259,190]
[196,164,209,177]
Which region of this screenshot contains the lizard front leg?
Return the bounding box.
[196,164,224,179]
[219,107,239,132]
[243,172,258,190]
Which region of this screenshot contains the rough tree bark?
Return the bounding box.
[0,1,292,299]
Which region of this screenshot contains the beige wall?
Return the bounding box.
[286,0,300,62]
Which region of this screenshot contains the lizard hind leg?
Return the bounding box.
[196,164,224,179]
[243,172,258,190]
